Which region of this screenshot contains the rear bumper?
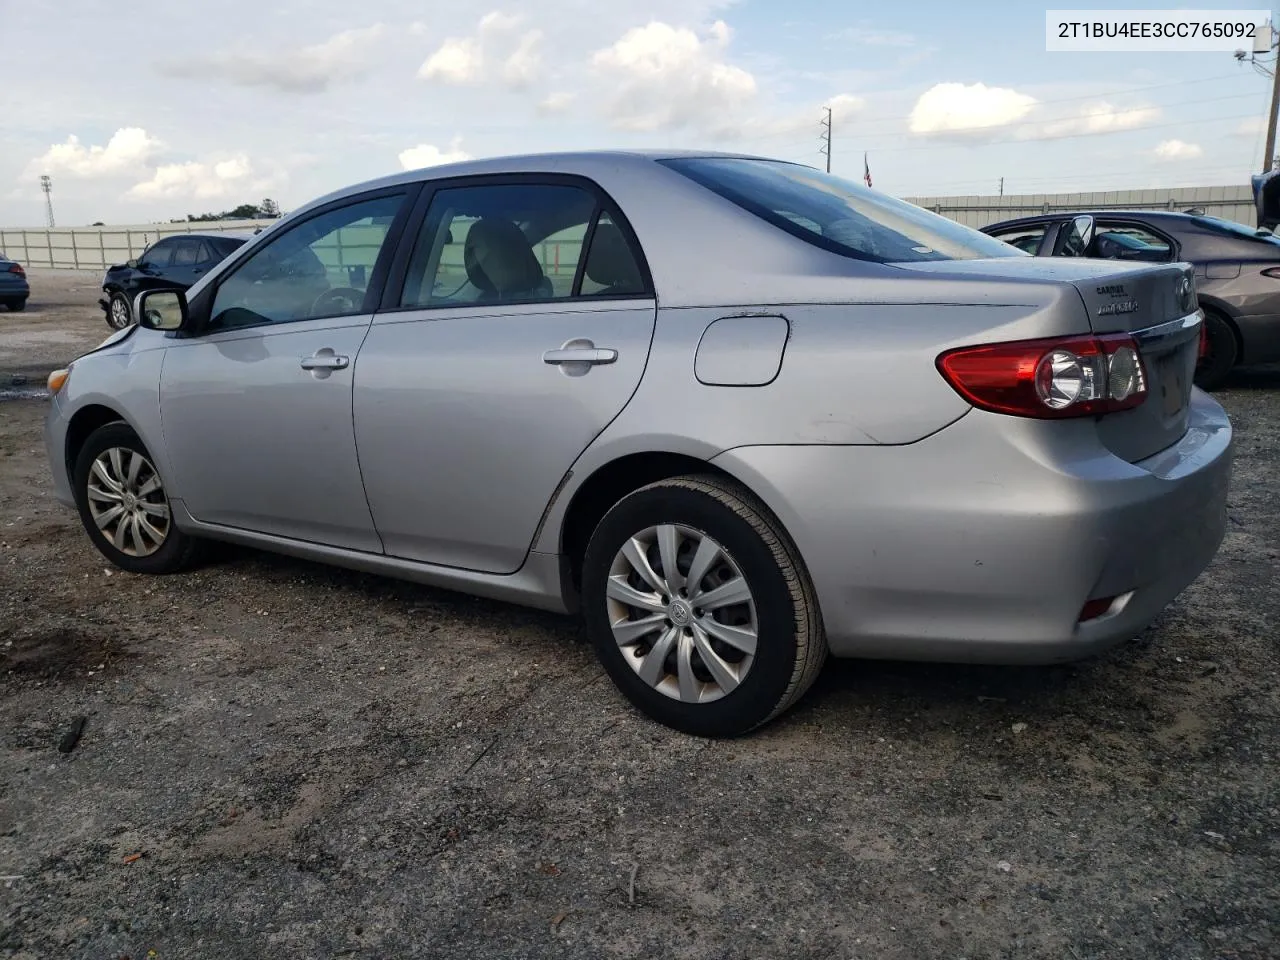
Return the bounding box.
[712,390,1233,665]
[0,281,29,300]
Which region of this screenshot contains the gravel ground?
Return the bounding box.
[1,270,1277,959]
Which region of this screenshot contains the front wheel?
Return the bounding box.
[72,422,205,574]
[581,475,827,737]
[106,292,132,329]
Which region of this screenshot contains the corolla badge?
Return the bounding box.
[1098,299,1140,316]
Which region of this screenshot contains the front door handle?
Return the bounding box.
[300,352,349,371]
[542,347,618,366]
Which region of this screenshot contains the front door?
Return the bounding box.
[354,178,657,574]
[159,189,413,552]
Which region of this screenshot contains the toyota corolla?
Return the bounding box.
[44,151,1233,737]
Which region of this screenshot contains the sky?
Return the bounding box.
[1,0,1278,226]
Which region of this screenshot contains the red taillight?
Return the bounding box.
[937,333,1148,419]
[6,263,23,277]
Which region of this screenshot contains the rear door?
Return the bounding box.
[166,237,204,289]
[353,176,657,574]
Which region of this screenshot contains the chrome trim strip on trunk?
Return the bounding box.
[1133,311,1202,350]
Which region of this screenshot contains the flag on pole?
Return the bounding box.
[863,153,872,188]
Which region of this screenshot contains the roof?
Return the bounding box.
[983,209,1218,229]
[285,149,788,222]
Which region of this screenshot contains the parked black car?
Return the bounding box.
[100,232,252,329]
[0,252,29,312]
[981,210,1280,389]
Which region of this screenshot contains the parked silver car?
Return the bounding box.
[44,152,1233,736]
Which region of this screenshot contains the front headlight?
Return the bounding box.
[47,364,71,394]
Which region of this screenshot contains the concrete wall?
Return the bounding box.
[903,185,1256,229]
[0,219,275,271]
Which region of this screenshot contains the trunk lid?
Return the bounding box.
[896,257,1200,463]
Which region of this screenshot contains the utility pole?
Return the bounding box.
[40,175,54,228]
[1267,51,1280,171]
[819,106,832,174]
[999,176,1004,197]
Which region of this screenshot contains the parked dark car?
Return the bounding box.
[100,232,252,329]
[0,252,29,312]
[981,210,1280,388]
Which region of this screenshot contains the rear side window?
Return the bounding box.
[661,157,1024,263]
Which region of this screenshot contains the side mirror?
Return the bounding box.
[127,258,140,269]
[1071,215,1095,252]
[1252,170,1280,230]
[136,289,188,332]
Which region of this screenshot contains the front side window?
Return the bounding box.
[661,157,1024,263]
[209,192,405,330]
[400,183,631,308]
[141,240,174,268]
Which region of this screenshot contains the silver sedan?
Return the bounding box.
[44,151,1233,736]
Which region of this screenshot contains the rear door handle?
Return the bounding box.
[542,347,618,366]
[300,352,349,370]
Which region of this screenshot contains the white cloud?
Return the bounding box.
[479,10,522,33]
[419,37,484,83]
[829,24,917,47]
[503,30,544,88]
[398,138,472,171]
[828,93,866,121]
[25,127,162,179]
[909,82,1036,137]
[590,20,757,132]
[538,91,576,114]
[1036,102,1161,138]
[158,24,385,93]
[128,153,274,200]
[1232,116,1267,138]
[417,12,542,88]
[1153,139,1203,161]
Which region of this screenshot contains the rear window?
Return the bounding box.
[660,157,1025,264]
[1191,215,1280,246]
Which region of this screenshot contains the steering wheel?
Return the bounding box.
[311,287,365,316]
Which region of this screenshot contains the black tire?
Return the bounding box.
[1194,309,1238,391]
[581,474,827,738]
[72,422,204,574]
[106,292,132,329]
[8,299,26,312]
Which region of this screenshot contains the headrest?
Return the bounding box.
[463,219,544,296]
[584,222,643,291]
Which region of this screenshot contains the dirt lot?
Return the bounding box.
[1,270,1277,959]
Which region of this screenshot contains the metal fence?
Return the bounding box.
[902,185,1257,229]
[0,184,1262,271]
[0,219,274,271]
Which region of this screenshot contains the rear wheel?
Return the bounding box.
[6,299,26,312]
[107,292,132,329]
[1194,309,1238,391]
[581,475,826,737]
[72,422,204,574]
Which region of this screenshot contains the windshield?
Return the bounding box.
[1192,215,1280,245]
[660,157,1026,264]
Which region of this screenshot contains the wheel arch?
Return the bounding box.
[556,449,801,594]
[64,403,132,476]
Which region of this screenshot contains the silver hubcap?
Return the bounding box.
[86,447,170,557]
[111,298,129,326]
[606,524,757,703]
